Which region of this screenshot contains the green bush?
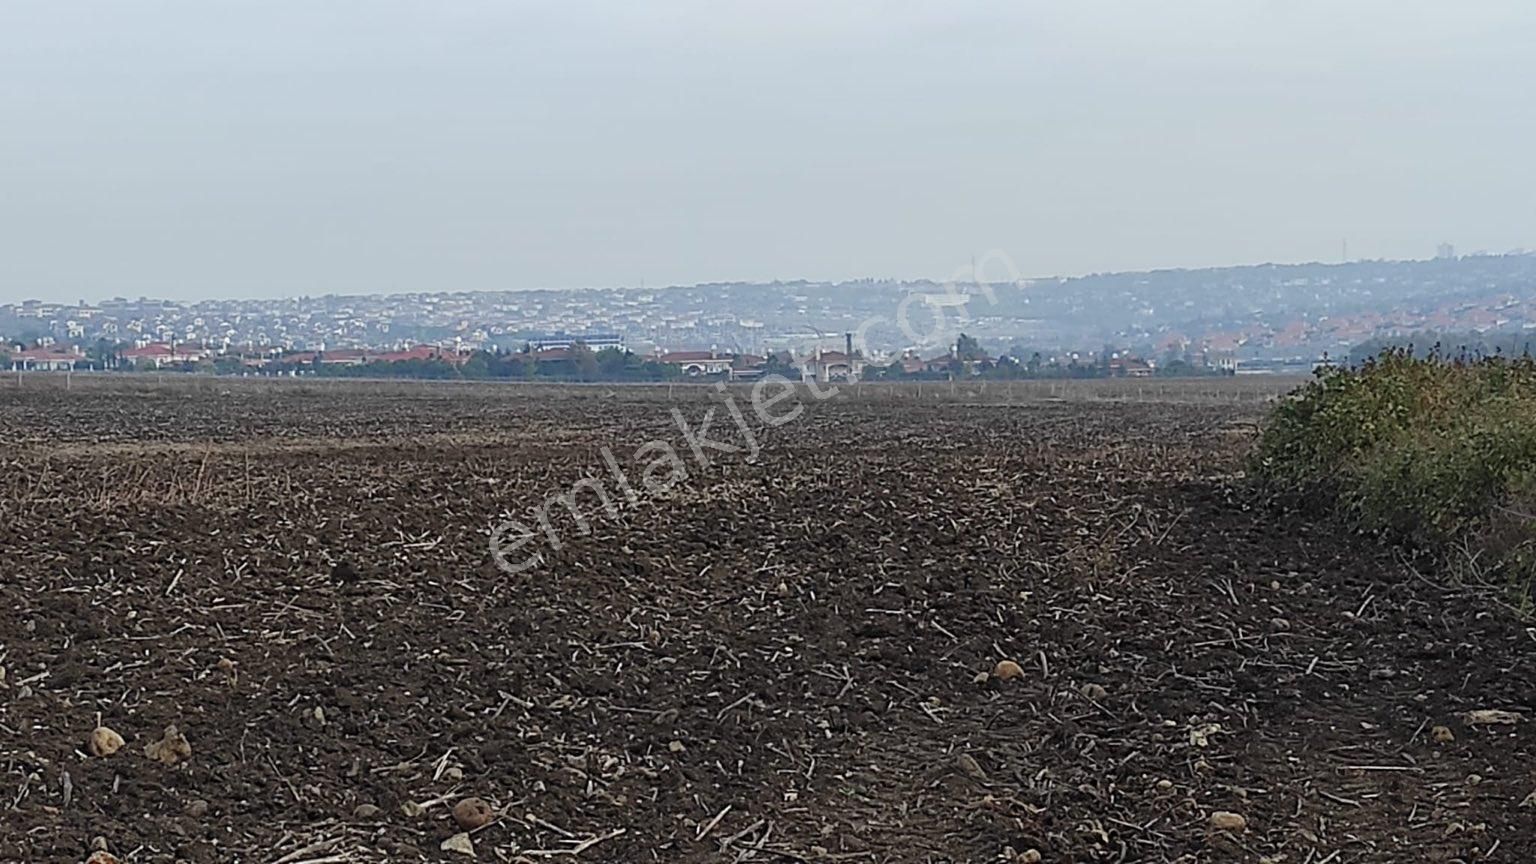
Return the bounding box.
[1253,349,1536,609]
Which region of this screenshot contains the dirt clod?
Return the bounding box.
[1432,725,1456,743]
[144,724,192,765]
[1209,811,1247,833]
[992,660,1025,681]
[86,726,125,758]
[956,753,988,782]
[451,797,494,831]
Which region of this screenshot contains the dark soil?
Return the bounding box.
[0,379,1531,863]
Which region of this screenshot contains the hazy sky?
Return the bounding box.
[2,1,1533,303]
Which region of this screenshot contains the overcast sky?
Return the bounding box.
[1,1,1533,303]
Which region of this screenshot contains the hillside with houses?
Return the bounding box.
[5,252,1532,378]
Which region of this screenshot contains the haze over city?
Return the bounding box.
[3,0,1534,304]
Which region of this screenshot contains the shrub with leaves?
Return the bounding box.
[1253,349,1536,610]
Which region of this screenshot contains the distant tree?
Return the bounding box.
[596,346,628,377]
[459,351,491,379]
[955,333,986,361]
[763,352,792,374]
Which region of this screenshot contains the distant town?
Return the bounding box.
[4,250,1534,380]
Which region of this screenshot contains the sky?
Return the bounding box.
[1,1,1534,303]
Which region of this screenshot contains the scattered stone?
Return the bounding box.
[1018,849,1042,863]
[452,797,494,831]
[445,766,464,782]
[144,724,193,765]
[1432,725,1455,743]
[353,803,382,819]
[972,672,990,685]
[184,799,209,818]
[87,726,125,758]
[1463,709,1522,726]
[956,753,988,782]
[1209,811,1247,833]
[668,740,686,753]
[1155,779,1174,791]
[1189,723,1222,747]
[992,660,1025,681]
[441,832,476,857]
[1080,683,1108,701]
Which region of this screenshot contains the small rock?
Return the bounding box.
[1080,683,1108,701]
[1209,811,1247,833]
[1189,723,1222,747]
[452,797,494,831]
[1155,779,1174,791]
[441,832,476,857]
[1017,849,1042,863]
[992,660,1025,681]
[144,725,193,765]
[87,726,125,758]
[444,766,464,782]
[972,672,990,685]
[1432,725,1455,743]
[956,753,988,782]
[353,803,382,819]
[184,799,209,818]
